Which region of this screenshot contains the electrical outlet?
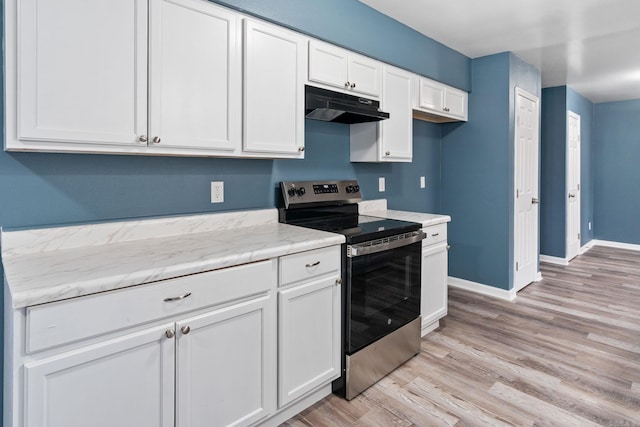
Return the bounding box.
[378,177,385,192]
[420,176,426,188]
[211,181,224,203]
[588,221,592,230]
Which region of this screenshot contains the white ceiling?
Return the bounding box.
[358,0,640,103]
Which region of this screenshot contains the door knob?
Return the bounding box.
[531,197,540,204]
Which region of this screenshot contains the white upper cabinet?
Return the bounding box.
[350,65,413,162]
[243,19,306,157]
[148,0,241,153]
[308,40,381,97]
[7,0,243,156]
[414,76,468,122]
[11,0,149,150]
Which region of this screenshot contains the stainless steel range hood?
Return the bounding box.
[305,85,390,124]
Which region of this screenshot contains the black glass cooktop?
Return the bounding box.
[289,213,421,244]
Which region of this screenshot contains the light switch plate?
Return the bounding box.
[378,177,385,192]
[420,176,426,188]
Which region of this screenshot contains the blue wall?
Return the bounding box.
[540,87,567,257]
[441,53,511,289]
[593,99,640,244]
[540,86,595,258]
[441,52,540,290]
[567,87,595,245]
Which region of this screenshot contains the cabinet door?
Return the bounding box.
[278,276,341,407]
[176,295,276,427]
[348,53,381,97]
[421,242,448,333]
[308,40,349,90]
[380,66,413,162]
[15,0,148,148]
[243,19,306,157]
[24,324,175,427]
[418,78,445,113]
[148,0,241,152]
[444,87,468,120]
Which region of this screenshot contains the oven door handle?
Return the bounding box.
[347,230,425,257]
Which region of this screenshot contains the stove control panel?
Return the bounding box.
[281,180,362,208]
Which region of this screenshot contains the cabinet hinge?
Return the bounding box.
[516,189,519,198]
[578,232,581,240]
[577,183,580,191]
[516,262,519,271]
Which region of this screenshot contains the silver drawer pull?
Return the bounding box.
[447,245,451,251]
[164,292,192,302]
[431,233,440,237]
[305,261,320,268]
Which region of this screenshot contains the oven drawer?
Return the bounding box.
[279,245,341,287]
[422,223,447,247]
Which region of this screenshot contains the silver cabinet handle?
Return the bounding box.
[335,278,342,286]
[385,151,390,156]
[443,107,450,112]
[447,245,451,251]
[164,292,192,302]
[152,136,161,144]
[139,135,148,143]
[432,233,440,237]
[305,261,320,268]
[345,81,350,88]
[298,146,305,152]
[532,197,540,204]
[181,325,191,335]
[568,193,576,198]
[351,83,356,88]
[165,329,175,339]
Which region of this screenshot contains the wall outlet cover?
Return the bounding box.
[378,177,385,192]
[211,181,224,203]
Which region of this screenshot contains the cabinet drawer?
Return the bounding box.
[422,223,447,247]
[279,246,341,287]
[26,259,277,353]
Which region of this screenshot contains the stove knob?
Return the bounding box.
[346,185,353,193]
[287,188,296,197]
[353,185,360,193]
[296,187,306,196]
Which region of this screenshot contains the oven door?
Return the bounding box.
[346,234,422,354]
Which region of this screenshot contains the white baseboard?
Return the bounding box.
[539,254,569,265]
[448,276,517,301]
[591,239,640,252]
[580,240,594,254]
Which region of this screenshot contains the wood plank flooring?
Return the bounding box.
[281,245,640,426]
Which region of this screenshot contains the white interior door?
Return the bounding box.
[566,111,581,260]
[514,87,540,292]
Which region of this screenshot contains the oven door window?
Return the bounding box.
[347,240,421,354]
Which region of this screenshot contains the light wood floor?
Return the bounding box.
[281,245,640,426]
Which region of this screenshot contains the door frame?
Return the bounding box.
[566,110,581,261]
[513,87,540,293]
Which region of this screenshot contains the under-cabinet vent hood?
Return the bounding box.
[305,85,390,124]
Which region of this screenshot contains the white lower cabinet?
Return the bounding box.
[277,246,342,408]
[176,295,275,427]
[421,223,449,336]
[278,275,341,407]
[6,247,342,427]
[24,324,176,427]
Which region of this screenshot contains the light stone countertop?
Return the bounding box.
[359,200,451,227]
[1,209,344,309]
